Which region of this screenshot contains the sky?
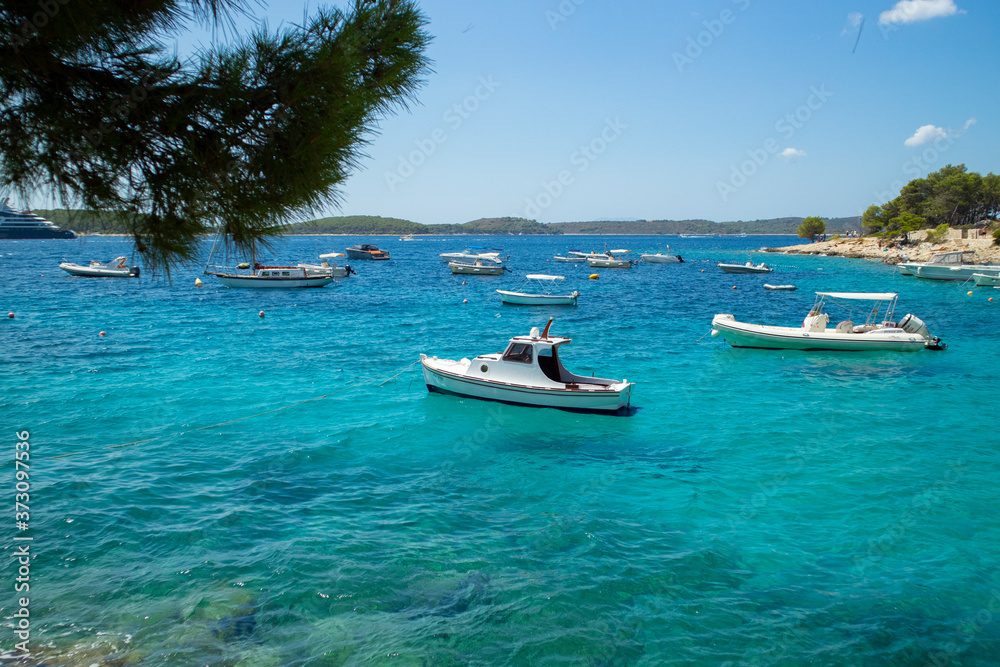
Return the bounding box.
[52,0,1000,225]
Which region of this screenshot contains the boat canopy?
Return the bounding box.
[525,274,564,281]
[816,292,898,301]
[609,249,630,254]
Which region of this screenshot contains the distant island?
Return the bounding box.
[30,210,862,237]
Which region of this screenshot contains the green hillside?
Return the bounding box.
[27,209,862,236]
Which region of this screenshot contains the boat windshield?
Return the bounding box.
[502,343,533,364]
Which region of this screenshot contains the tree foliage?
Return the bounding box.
[863,165,1000,235]
[0,0,430,271]
[797,216,826,242]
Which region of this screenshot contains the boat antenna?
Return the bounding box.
[541,317,553,338]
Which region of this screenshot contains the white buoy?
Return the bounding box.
[259,310,265,318]
[194,278,203,288]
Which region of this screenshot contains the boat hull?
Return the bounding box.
[902,264,1000,281]
[553,256,586,263]
[421,360,631,414]
[449,262,504,275]
[640,254,681,264]
[1,228,76,239]
[973,273,1000,287]
[711,318,927,352]
[718,263,773,274]
[496,290,578,306]
[586,258,632,268]
[59,263,137,277]
[345,249,390,260]
[211,274,335,288]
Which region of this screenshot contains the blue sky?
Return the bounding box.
[158,1,1000,224]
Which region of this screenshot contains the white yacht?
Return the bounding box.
[0,199,76,239]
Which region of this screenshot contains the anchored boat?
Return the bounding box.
[496,274,579,305]
[346,243,390,260]
[711,292,945,352]
[718,261,773,274]
[449,258,508,275]
[898,251,1000,281]
[59,256,139,277]
[420,319,633,414]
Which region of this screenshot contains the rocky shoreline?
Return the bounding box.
[765,237,1000,264]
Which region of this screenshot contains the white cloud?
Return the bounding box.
[904,124,948,147]
[879,0,964,25]
[963,118,977,131]
[780,148,806,160]
[842,12,864,35]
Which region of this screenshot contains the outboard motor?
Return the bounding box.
[898,313,930,340]
[899,313,946,350]
[676,255,684,263]
[129,266,140,277]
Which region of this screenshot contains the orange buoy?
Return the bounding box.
[7,312,14,319]
[99,331,106,336]
[732,286,737,290]
[589,274,599,280]
[463,299,468,304]
[990,297,994,302]
[259,310,265,318]
[968,291,973,296]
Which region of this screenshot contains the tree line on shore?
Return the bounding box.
[862,165,1000,236]
[31,211,862,237]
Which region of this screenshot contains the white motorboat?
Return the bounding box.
[206,264,337,288]
[718,261,773,274]
[496,274,579,306]
[763,284,797,291]
[420,319,633,414]
[587,250,634,268]
[440,246,506,262]
[316,253,355,277]
[898,251,1000,281]
[711,292,945,352]
[640,252,683,264]
[972,273,1000,287]
[59,257,139,277]
[400,234,418,241]
[449,258,508,275]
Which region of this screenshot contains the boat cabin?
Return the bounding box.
[927,251,977,265]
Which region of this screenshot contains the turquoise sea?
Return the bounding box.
[3,234,1000,665]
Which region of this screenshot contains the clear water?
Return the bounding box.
[3,235,999,665]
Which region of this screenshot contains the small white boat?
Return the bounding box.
[420,319,633,414]
[400,234,418,241]
[553,255,587,263]
[972,273,1000,287]
[898,251,1000,281]
[763,284,797,291]
[449,259,507,276]
[640,252,683,264]
[587,250,634,269]
[316,253,355,277]
[440,247,505,262]
[496,275,579,306]
[718,261,773,274]
[711,292,945,352]
[59,257,139,277]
